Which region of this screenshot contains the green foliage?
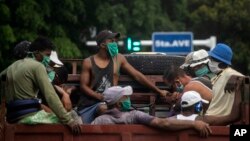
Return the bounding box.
[53,37,82,58]
[0,0,249,75]
[0,3,10,23]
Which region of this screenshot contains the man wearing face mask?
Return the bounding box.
[1,37,81,134]
[78,30,168,123]
[163,65,212,116]
[169,90,241,126]
[180,49,216,80]
[205,43,244,116]
[91,86,212,138]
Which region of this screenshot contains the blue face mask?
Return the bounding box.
[107,42,119,57]
[195,66,209,77]
[121,97,131,111]
[176,84,184,93]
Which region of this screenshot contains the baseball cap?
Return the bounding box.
[180,49,209,69]
[95,30,120,45]
[50,51,63,67]
[181,91,209,108]
[103,86,133,105]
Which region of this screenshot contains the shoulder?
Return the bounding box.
[82,57,92,68]
[23,58,45,70]
[224,67,244,77]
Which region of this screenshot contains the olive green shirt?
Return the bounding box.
[5,58,72,124]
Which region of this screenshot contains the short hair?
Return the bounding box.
[54,66,68,84]
[13,40,31,59]
[29,36,55,52]
[163,65,186,82]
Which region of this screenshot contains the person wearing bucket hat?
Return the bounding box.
[205,43,244,116]
[169,89,241,126]
[180,49,216,80]
[92,86,212,137]
[77,29,169,123]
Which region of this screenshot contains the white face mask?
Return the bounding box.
[208,60,222,74]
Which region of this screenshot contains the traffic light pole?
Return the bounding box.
[86,36,216,49]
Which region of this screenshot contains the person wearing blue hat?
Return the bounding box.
[206,43,244,116]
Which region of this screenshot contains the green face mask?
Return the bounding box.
[195,66,209,77]
[121,97,131,111]
[41,55,50,67]
[48,70,55,82]
[107,42,119,57]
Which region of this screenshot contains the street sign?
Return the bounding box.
[152,32,193,55]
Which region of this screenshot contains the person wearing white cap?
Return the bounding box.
[170,90,241,126]
[176,91,209,121]
[49,51,64,67]
[180,49,215,80]
[91,86,212,137]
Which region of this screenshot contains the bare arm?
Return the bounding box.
[150,117,211,137]
[80,58,103,101]
[54,85,72,111]
[184,82,212,102]
[119,54,167,97]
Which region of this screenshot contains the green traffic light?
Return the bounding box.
[127,37,132,50]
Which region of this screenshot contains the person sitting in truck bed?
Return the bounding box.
[91,86,212,137]
[180,49,216,80]
[163,65,212,116]
[77,29,170,123]
[0,37,81,134]
[170,89,241,125]
[205,43,244,116]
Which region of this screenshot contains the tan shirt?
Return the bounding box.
[205,67,243,116]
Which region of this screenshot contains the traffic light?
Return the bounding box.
[125,37,141,52]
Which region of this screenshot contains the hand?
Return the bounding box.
[67,119,82,135]
[159,90,170,98]
[193,120,212,137]
[97,93,104,101]
[165,92,181,104]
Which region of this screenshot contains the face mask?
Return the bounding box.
[194,66,209,77]
[107,42,119,57]
[121,97,131,111]
[41,55,50,67]
[176,84,184,93]
[48,70,55,82]
[208,60,222,74]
